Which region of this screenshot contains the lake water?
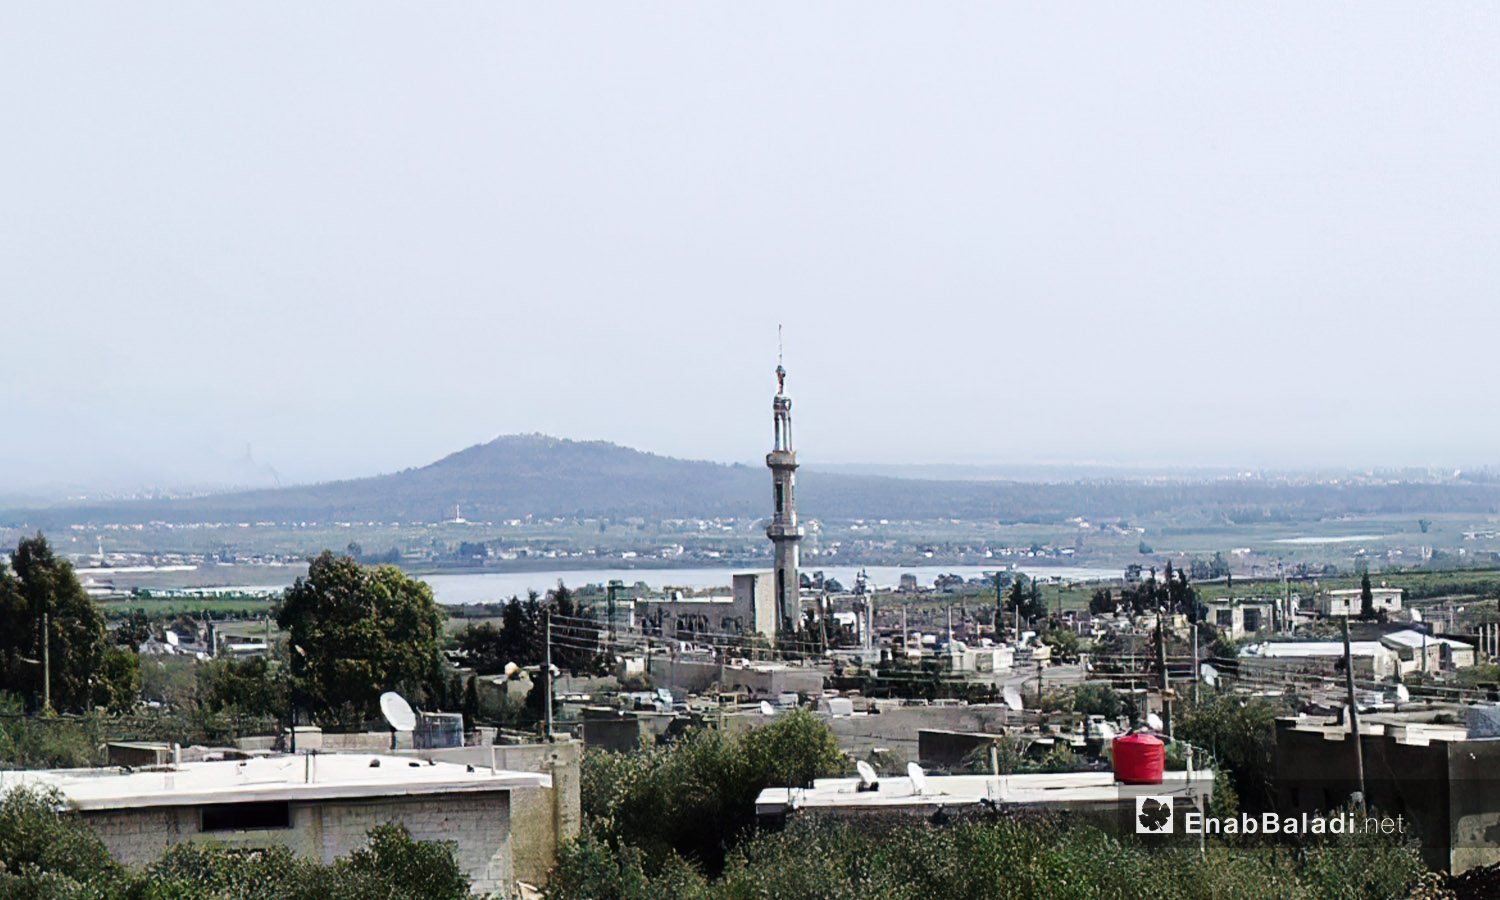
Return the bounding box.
[104,562,1121,605]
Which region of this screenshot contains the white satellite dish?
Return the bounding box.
[856,760,878,787]
[1410,609,1423,623]
[1200,663,1219,687]
[379,692,417,732]
[503,662,519,678]
[907,762,927,795]
[759,700,776,716]
[1145,712,1164,732]
[1002,685,1023,711]
[1395,684,1411,703]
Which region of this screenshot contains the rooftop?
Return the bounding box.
[1280,715,1472,745]
[0,753,549,811]
[1241,640,1390,658]
[1380,629,1473,650]
[756,769,1213,816]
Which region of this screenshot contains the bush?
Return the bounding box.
[551,814,1423,900]
[581,710,846,873]
[1071,683,1126,719]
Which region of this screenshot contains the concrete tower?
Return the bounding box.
[766,362,804,635]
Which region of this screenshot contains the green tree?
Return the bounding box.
[1071,682,1125,718]
[198,655,289,719]
[462,675,479,728]
[276,552,446,722]
[1175,690,1279,814]
[1360,572,1375,620]
[1005,575,1043,627]
[0,534,131,712]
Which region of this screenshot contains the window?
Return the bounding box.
[200,801,291,832]
[775,482,784,515]
[1216,610,1233,628]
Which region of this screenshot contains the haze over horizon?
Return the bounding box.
[4,4,1499,495]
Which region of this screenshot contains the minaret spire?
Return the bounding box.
[766,336,803,637]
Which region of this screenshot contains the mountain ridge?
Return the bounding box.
[5,433,1500,527]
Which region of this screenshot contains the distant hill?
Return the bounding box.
[6,434,1500,527]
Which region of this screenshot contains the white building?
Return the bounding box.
[1319,587,1402,618]
[1239,640,1400,679]
[1379,630,1477,674]
[0,754,550,896]
[756,769,1213,822]
[946,641,1014,674]
[635,572,777,641]
[1205,599,1274,641]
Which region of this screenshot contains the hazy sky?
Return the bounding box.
[3,4,1499,493]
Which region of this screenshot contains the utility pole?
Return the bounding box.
[1156,606,1172,738]
[994,573,1003,639]
[1342,615,1367,813]
[1191,612,1200,705]
[1014,580,1021,643]
[42,611,51,713]
[901,605,908,657]
[1035,657,1044,708]
[544,610,554,741]
[606,580,618,657]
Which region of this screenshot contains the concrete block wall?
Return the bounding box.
[404,739,583,890]
[84,791,513,895]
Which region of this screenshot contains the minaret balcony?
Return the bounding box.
[766,521,805,540]
[765,450,798,468]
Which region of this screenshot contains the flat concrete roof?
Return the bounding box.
[1280,715,1471,745]
[1381,630,1473,650]
[0,754,549,811]
[756,769,1213,816]
[1241,641,1389,658]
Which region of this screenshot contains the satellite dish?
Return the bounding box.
[1410,609,1423,623]
[856,760,878,787]
[379,692,417,732]
[759,700,775,716]
[1200,663,1219,687]
[1002,685,1023,711]
[1146,712,1164,732]
[503,662,519,678]
[1396,684,1411,703]
[656,688,674,706]
[907,762,927,795]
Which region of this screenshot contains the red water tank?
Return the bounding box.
[1112,733,1165,785]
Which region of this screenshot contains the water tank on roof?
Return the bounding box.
[1112,733,1165,785]
[415,712,465,750]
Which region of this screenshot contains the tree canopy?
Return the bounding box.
[0,533,136,712]
[275,551,446,722]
